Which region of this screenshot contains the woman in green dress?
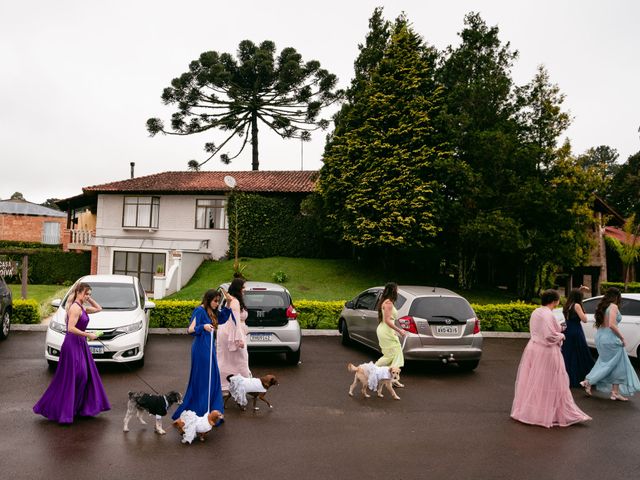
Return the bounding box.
[375,283,407,384]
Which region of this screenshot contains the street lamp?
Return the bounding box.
[223,175,239,273]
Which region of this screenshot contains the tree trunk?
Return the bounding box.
[251,113,259,171]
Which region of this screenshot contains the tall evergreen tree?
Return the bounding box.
[147,40,341,170]
[319,18,449,252]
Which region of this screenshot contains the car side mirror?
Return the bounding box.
[144,300,156,310]
[51,299,61,308]
[345,300,355,309]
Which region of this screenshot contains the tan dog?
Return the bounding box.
[172,410,223,443]
[224,374,279,411]
[347,362,401,400]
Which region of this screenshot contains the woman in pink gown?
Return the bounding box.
[217,277,251,391]
[511,289,591,428]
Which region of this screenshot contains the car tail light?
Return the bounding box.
[473,318,480,334]
[286,305,298,320]
[398,316,418,334]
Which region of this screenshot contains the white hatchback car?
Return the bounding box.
[554,293,640,358]
[45,274,155,367]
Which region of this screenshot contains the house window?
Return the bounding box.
[195,199,227,229]
[113,251,165,292]
[42,222,60,244]
[123,196,160,228]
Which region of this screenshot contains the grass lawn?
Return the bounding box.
[166,257,520,304]
[9,284,69,319]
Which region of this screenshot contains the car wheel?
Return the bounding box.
[285,348,301,365]
[0,310,10,340]
[47,360,58,371]
[340,320,352,346]
[458,360,479,371]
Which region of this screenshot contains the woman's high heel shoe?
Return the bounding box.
[580,380,592,396]
[610,392,629,401]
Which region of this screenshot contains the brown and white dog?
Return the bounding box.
[172,410,223,444]
[347,362,401,400]
[224,374,279,411]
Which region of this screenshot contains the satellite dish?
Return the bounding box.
[223,175,237,189]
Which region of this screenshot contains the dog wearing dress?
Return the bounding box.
[123,390,182,434]
[224,374,279,411]
[172,410,223,444]
[347,362,401,400]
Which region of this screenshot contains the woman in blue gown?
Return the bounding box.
[581,287,640,401]
[172,289,225,424]
[561,288,594,387]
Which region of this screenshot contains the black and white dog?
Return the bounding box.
[123,391,182,435]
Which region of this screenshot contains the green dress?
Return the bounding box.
[375,305,404,368]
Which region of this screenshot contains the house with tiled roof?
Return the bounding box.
[57,170,318,297]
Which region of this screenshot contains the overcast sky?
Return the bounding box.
[2,0,639,204]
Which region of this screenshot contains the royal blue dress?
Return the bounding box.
[561,306,594,387]
[585,306,640,396]
[172,306,224,424]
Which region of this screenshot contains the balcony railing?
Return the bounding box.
[68,229,93,249]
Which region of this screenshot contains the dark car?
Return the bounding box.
[0,276,12,340]
[338,286,483,370]
[219,281,301,365]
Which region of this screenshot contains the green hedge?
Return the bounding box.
[12,299,40,324]
[150,300,199,328]
[228,192,324,258]
[296,300,345,329]
[472,303,537,332]
[1,251,90,284]
[600,282,640,294]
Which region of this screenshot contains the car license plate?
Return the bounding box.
[250,333,272,342]
[89,345,104,354]
[435,325,459,335]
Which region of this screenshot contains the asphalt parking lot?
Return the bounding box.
[2,331,639,480]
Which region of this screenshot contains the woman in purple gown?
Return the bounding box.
[33,282,111,424]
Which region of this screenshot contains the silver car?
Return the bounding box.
[219,281,301,365]
[338,286,483,370]
[553,293,640,358]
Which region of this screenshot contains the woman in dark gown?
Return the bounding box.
[561,288,595,388]
[172,289,225,425]
[33,282,110,424]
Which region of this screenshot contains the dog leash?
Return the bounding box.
[93,337,162,395]
[207,328,213,410]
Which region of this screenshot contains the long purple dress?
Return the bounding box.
[33,302,111,424]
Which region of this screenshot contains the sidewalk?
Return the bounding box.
[11,324,530,338]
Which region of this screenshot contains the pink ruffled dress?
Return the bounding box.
[511,306,591,428]
[217,297,251,391]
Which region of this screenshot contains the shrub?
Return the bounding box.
[150,300,199,328]
[471,303,536,332]
[295,300,345,329]
[1,251,90,284]
[12,299,41,324]
[272,271,288,283]
[600,282,640,294]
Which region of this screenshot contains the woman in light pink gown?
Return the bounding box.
[511,289,591,428]
[217,277,251,391]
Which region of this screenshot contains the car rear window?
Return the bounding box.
[408,296,475,322]
[621,299,640,316]
[582,298,598,314]
[244,291,289,309]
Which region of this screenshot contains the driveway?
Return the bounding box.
[1,332,639,479]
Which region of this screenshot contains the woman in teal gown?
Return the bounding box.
[581,287,640,401]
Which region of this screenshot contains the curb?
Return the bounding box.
[11,324,529,338]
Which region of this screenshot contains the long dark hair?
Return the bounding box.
[594,287,621,328]
[228,277,247,311]
[563,288,584,321]
[201,289,222,327]
[377,282,398,323]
